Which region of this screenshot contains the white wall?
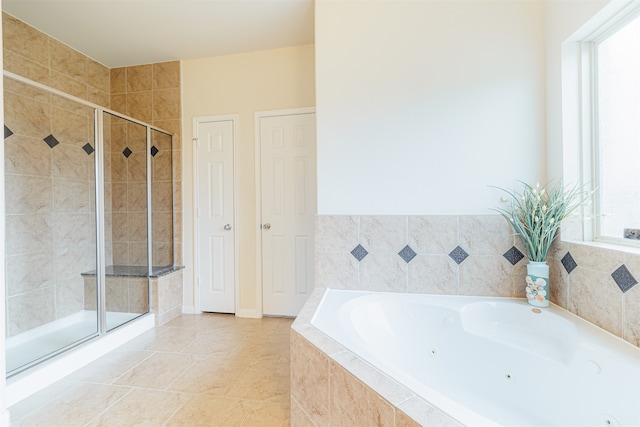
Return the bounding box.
[315,0,546,215]
[181,45,315,315]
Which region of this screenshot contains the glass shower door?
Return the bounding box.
[4,77,99,374]
[103,112,150,331]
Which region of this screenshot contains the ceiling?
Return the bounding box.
[2,0,315,68]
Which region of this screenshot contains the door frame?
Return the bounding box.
[254,107,316,317]
[192,115,239,314]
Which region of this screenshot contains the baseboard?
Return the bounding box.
[182,305,197,314]
[236,308,261,319]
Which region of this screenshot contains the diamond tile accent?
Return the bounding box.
[449,246,469,265]
[561,252,577,274]
[4,125,14,139]
[82,143,94,155]
[398,245,417,263]
[151,145,159,157]
[503,246,524,265]
[43,134,60,148]
[351,244,369,262]
[611,265,637,293]
[122,147,132,158]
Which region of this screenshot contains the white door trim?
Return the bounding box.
[254,107,316,317]
[192,114,239,314]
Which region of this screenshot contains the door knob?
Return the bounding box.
[224,224,232,231]
[262,223,271,230]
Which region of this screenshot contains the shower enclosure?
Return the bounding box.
[3,72,175,376]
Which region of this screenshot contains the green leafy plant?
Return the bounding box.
[492,181,591,262]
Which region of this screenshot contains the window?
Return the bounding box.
[583,9,640,246]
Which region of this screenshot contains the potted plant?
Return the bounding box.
[492,181,591,307]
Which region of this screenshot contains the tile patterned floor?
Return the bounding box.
[8,314,293,427]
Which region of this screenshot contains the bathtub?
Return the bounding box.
[309,289,640,427]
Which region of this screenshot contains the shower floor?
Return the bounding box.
[6,310,142,374]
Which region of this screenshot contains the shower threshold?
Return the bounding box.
[6,310,142,375]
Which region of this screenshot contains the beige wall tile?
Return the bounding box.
[409,215,459,255]
[7,287,56,336]
[6,252,54,297]
[153,119,181,145]
[127,64,152,92]
[4,135,52,177]
[315,215,359,253]
[51,106,90,144]
[127,181,147,212]
[408,255,458,294]
[624,284,640,346]
[53,179,94,214]
[3,49,50,85]
[152,88,181,120]
[128,212,148,242]
[55,278,85,317]
[127,151,147,182]
[569,244,624,275]
[5,174,52,214]
[291,396,316,427]
[361,215,407,254]
[152,150,173,181]
[291,332,330,426]
[110,67,126,93]
[127,121,148,151]
[4,91,51,138]
[50,38,87,82]
[52,143,91,180]
[50,70,88,100]
[110,93,128,115]
[153,61,180,90]
[6,214,54,256]
[87,58,110,93]
[568,267,624,337]
[128,90,152,122]
[315,252,360,290]
[87,87,110,108]
[459,255,513,297]
[359,253,407,292]
[329,362,395,427]
[459,215,513,256]
[548,257,569,308]
[2,12,49,66]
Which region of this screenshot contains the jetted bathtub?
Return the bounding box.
[311,289,640,426]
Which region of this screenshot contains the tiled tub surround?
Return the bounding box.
[305,289,640,426]
[291,289,461,427]
[315,215,640,349]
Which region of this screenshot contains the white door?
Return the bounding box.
[260,112,316,316]
[196,119,236,313]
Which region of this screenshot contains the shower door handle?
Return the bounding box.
[224,224,232,231]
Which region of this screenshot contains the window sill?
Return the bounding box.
[563,239,640,256]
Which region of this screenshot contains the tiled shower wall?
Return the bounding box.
[110,62,182,266]
[3,13,183,335]
[3,13,109,337]
[315,215,640,349]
